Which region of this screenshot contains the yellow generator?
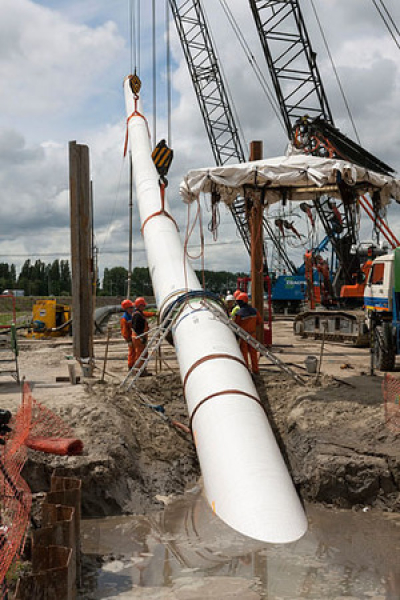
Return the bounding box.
[26,299,72,339]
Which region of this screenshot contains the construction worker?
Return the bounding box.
[131,297,152,375]
[230,289,242,319]
[234,292,262,375]
[120,298,135,370]
[224,293,235,316]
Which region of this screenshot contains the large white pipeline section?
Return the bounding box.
[123,76,307,543]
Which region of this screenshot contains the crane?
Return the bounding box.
[168,0,298,277]
[248,0,395,292]
[170,0,397,315]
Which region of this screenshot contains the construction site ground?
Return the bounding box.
[1,315,398,518]
[1,314,399,597]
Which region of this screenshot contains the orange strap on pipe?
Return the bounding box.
[183,353,247,396]
[189,389,265,433]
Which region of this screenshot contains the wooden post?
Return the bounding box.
[249,141,264,343]
[69,141,93,365]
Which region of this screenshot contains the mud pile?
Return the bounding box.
[22,370,400,517]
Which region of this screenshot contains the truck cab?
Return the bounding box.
[364,251,400,371]
[364,253,394,315]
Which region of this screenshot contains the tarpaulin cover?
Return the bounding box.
[180,153,400,207]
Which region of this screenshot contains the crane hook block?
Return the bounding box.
[152,139,173,178]
[129,73,141,95]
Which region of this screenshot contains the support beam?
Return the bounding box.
[69,141,93,366]
[249,141,264,343]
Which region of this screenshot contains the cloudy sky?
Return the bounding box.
[0,0,399,284]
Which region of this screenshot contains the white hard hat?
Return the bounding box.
[225,294,234,302]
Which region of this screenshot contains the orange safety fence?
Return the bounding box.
[1,382,83,596]
[382,373,400,433]
[0,386,32,596]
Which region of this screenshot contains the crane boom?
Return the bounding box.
[248,0,334,138]
[169,0,299,275]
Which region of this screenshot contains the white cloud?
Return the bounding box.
[0,0,125,118]
[0,0,399,282]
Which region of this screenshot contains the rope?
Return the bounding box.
[208,190,220,241]
[129,0,134,73]
[372,0,400,50]
[165,0,172,147]
[99,154,127,256]
[183,198,205,289]
[137,1,141,73]
[152,0,157,145]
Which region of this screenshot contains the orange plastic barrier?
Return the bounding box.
[382,374,400,433]
[25,437,84,456]
[1,382,82,595]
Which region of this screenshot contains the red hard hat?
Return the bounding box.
[233,289,241,299]
[121,299,134,310]
[237,292,249,303]
[135,297,147,308]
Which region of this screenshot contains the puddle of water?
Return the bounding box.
[81,490,400,599]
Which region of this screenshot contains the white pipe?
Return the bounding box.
[123,76,307,543]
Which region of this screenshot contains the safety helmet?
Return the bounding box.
[121,299,134,310]
[135,296,147,308]
[237,292,249,303]
[233,289,241,299]
[225,294,234,302]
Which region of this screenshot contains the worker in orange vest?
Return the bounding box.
[120,298,135,370]
[131,297,152,376]
[234,292,262,375]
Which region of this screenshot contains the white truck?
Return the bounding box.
[364,249,400,371]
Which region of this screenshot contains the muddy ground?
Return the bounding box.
[1,317,399,518]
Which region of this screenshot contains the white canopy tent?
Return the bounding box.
[180,153,400,207]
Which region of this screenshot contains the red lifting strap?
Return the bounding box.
[141,181,179,235]
[124,95,149,156]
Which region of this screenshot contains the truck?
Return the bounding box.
[364,248,400,371]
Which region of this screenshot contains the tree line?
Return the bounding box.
[0,260,72,296]
[102,266,246,296]
[0,261,246,297]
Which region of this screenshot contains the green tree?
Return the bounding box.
[103,266,128,296]
[48,260,61,296]
[60,260,71,294]
[131,267,153,296]
[0,263,16,291]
